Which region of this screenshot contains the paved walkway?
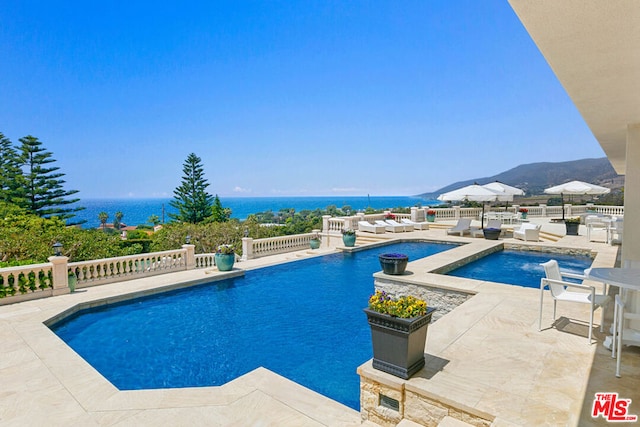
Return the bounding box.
[0,220,637,426]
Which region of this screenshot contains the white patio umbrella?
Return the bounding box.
[438,184,513,228]
[543,180,611,220]
[482,181,524,210]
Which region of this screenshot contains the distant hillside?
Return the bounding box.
[418,157,623,198]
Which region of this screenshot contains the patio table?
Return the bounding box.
[587,268,640,359]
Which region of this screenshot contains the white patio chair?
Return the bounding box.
[608,218,623,245]
[539,260,610,344]
[446,218,472,236]
[585,215,608,242]
[513,223,541,242]
[613,294,640,377]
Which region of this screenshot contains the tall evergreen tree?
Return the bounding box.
[169,153,214,223]
[211,194,231,222]
[16,135,83,221]
[0,132,23,205]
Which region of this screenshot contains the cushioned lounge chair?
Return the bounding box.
[513,223,541,241]
[375,220,405,233]
[386,219,414,232]
[401,218,429,230]
[358,221,386,234]
[446,218,472,236]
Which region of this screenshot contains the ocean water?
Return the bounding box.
[70,196,439,228]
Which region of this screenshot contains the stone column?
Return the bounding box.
[242,237,253,261]
[322,215,331,232]
[182,244,196,269]
[539,204,547,217]
[48,256,70,296]
[453,206,460,220]
[411,207,426,222]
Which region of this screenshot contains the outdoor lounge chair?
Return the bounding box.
[539,259,610,344]
[513,223,541,242]
[375,220,405,233]
[446,218,472,236]
[358,221,386,234]
[401,218,429,230]
[386,219,414,232]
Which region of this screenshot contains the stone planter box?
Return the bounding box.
[565,222,580,236]
[364,307,436,379]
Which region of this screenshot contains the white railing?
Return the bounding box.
[69,249,188,288]
[248,233,315,259]
[195,253,216,268]
[0,262,53,299]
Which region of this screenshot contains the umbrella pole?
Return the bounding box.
[481,204,485,229]
[561,193,565,221]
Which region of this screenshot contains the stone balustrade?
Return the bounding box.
[0,262,54,302]
[68,248,190,288]
[242,232,320,260]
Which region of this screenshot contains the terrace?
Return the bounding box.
[1,216,638,426]
[2,1,640,425]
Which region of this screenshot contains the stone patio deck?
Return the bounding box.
[1,220,637,426]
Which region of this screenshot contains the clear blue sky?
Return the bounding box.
[0,1,605,199]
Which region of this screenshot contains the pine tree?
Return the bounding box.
[16,135,83,221]
[0,132,23,205]
[211,194,231,222]
[169,153,214,223]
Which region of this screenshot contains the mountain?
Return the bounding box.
[417,157,623,198]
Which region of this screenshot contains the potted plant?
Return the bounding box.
[384,213,396,221]
[68,270,77,293]
[519,207,528,220]
[364,290,436,379]
[378,253,409,275]
[341,228,356,247]
[565,217,581,236]
[426,209,436,222]
[483,227,501,240]
[309,232,321,249]
[215,244,236,271]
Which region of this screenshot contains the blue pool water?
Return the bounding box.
[51,241,456,410]
[447,249,593,288]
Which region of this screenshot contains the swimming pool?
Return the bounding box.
[446,249,593,288]
[51,241,456,410]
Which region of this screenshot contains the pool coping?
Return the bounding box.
[0,228,625,426]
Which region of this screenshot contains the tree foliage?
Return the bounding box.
[169,153,215,224]
[0,132,22,205]
[0,210,141,263]
[150,220,243,254]
[13,135,83,222]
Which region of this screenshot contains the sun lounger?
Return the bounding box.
[375,220,405,233]
[358,221,386,234]
[401,218,429,230]
[446,218,472,236]
[386,219,414,232]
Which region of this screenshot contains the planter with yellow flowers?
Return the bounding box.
[364,291,436,379]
